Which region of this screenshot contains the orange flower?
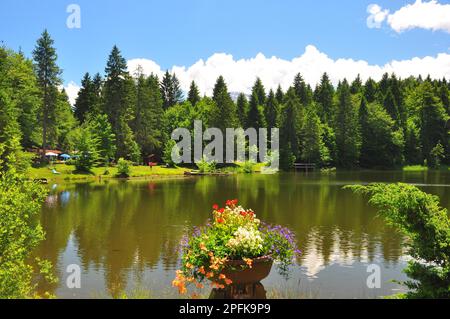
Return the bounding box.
[198,266,206,274]
[224,278,233,285]
[218,274,226,280]
[243,257,253,268]
[206,272,214,278]
[185,262,194,269]
[199,242,207,251]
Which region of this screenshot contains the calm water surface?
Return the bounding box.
[34,171,450,298]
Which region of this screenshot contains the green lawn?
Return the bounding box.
[28,164,188,181]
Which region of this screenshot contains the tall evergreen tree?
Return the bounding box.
[383,88,400,124]
[275,85,284,104]
[279,88,301,169]
[32,30,61,157]
[252,77,266,106]
[419,82,449,163]
[334,80,360,168]
[74,73,95,123]
[364,78,377,103]
[314,73,334,124]
[209,77,237,131]
[160,71,183,109]
[265,89,279,128]
[187,80,201,106]
[350,74,362,94]
[293,73,312,106]
[246,91,266,130]
[236,93,248,127]
[103,45,140,161]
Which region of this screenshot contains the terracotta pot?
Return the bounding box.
[221,256,273,284]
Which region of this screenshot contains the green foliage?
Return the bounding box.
[187,80,201,106]
[32,29,62,154]
[346,183,450,298]
[74,126,99,172]
[241,160,256,173]
[429,142,445,168]
[196,156,217,173]
[160,71,183,109]
[334,80,360,168]
[87,113,116,165]
[0,173,56,298]
[116,157,131,177]
[163,140,180,167]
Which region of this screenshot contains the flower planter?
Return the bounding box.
[221,256,273,284]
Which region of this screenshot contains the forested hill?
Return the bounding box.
[1,30,449,171]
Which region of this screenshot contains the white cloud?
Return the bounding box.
[62,81,80,106]
[366,4,389,29]
[127,45,450,96]
[367,1,450,33]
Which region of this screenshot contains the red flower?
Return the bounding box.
[217,208,224,214]
[212,204,219,210]
[240,211,247,216]
[217,217,225,224]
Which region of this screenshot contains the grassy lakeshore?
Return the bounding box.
[28,164,188,181]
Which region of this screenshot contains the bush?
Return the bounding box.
[74,127,99,173]
[241,160,256,173]
[346,183,450,298]
[116,158,131,177]
[0,173,56,298]
[196,157,216,173]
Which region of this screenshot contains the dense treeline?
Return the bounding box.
[1,30,449,172]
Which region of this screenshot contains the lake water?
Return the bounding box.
[34,171,450,299]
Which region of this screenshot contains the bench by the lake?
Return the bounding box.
[293,163,316,172]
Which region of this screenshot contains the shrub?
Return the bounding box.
[196,157,216,173]
[0,173,56,298]
[346,183,450,298]
[116,158,131,177]
[241,160,256,173]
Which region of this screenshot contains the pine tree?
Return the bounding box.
[300,107,328,165]
[293,73,312,106]
[236,93,248,127]
[133,74,164,160]
[74,73,95,123]
[419,82,449,164]
[334,79,360,168]
[350,74,362,94]
[209,77,237,131]
[187,80,201,106]
[32,30,62,158]
[103,45,140,161]
[315,73,334,124]
[265,89,279,128]
[160,71,183,109]
[252,77,266,106]
[383,88,400,124]
[364,78,377,103]
[212,76,227,102]
[279,88,301,169]
[246,91,266,130]
[275,85,284,104]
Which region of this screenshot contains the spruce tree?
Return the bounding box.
[209,76,237,131]
[334,79,360,168]
[103,45,140,161]
[160,71,183,109]
[364,78,377,103]
[74,73,94,123]
[32,30,62,157]
[275,85,284,104]
[187,80,201,106]
[315,73,334,124]
[279,88,301,169]
[246,91,266,130]
[293,73,312,106]
[265,89,279,128]
[236,93,248,128]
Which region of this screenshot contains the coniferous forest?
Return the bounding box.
[1,30,449,174]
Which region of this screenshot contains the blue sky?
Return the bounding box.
[1,0,449,99]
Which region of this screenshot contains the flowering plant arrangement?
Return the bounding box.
[172,199,300,295]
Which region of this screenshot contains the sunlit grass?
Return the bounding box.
[403,165,428,172]
[28,164,187,181]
